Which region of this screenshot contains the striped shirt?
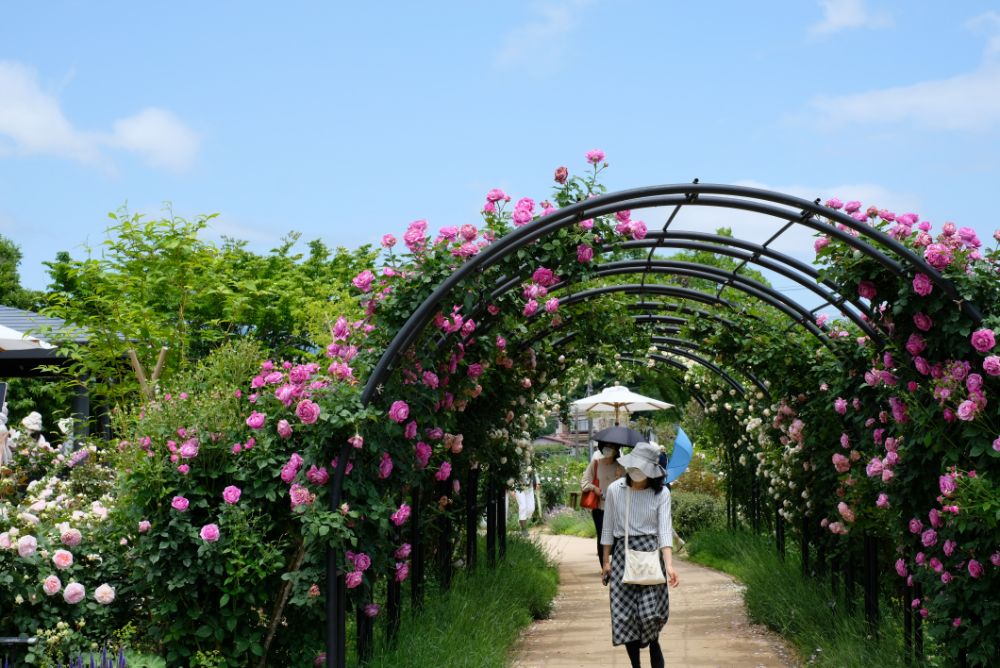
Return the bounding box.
[599,478,673,550]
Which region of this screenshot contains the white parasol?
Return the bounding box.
[570,384,673,423]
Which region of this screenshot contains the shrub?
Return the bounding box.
[546,507,596,537]
[671,491,723,538]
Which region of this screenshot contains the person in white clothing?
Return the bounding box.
[510,470,539,534]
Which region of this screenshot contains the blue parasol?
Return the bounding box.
[666,427,694,483]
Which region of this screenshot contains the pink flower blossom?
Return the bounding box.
[345,570,363,589]
[913,313,933,332]
[364,603,380,618]
[246,411,266,429]
[912,273,933,297]
[395,561,410,582]
[61,528,82,547]
[585,149,605,164]
[579,218,594,231]
[63,582,85,604]
[395,543,412,559]
[171,496,189,512]
[289,483,315,508]
[943,539,956,556]
[414,442,432,468]
[921,529,938,547]
[296,399,321,425]
[971,328,996,353]
[939,474,957,496]
[348,434,364,449]
[834,397,847,415]
[388,401,410,423]
[545,297,559,313]
[909,518,923,534]
[381,234,396,248]
[306,465,329,486]
[277,419,293,439]
[52,549,74,570]
[895,559,908,578]
[200,524,220,542]
[378,452,393,479]
[435,461,452,481]
[876,493,890,508]
[42,574,62,596]
[968,559,984,578]
[485,188,507,203]
[523,299,539,317]
[223,485,242,504]
[391,504,411,526]
[138,520,151,533]
[832,453,850,473]
[837,502,855,523]
[577,243,594,263]
[957,399,978,421]
[858,281,877,300]
[94,583,115,605]
[404,420,418,439]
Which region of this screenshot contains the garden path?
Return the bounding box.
[510,533,797,668]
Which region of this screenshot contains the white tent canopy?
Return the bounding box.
[0,323,53,352]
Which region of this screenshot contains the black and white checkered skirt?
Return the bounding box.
[609,534,670,646]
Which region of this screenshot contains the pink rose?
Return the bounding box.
[876,493,890,509]
[834,397,847,415]
[245,411,266,429]
[983,356,1000,376]
[363,603,381,618]
[277,419,293,439]
[921,529,938,547]
[200,523,220,542]
[352,269,375,292]
[63,582,85,604]
[171,496,189,512]
[523,299,539,317]
[16,535,37,557]
[909,518,923,534]
[912,273,933,297]
[971,328,996,353]
[414,442,432,468]
[545,297,559,314]
[968,559,984,578]
[857,281,877,300]
[345,570,363,589]
[295,399,321,425]
[391,504,411,526]
[435,461,452,481]
[381,234,396,248]
[388,401,410,423]
[577,243,594,263]
[940,475,957,496]
[957,400,978,421]
[52,549,74,570]
[832,453,850,473]
[913,313,933,332]
[814,237,830,252]
[585,149,605,164]
[837,502,855,523]
[61,528,82,547]
[395,561,410,582]
[554,166,568,184]
[94,583,116,604]
[42,574,62,596]
[223,485,242,504]
[138,520,151,533]
[378,452,393,479]
[395,543,412,559]
[289,483,315,508]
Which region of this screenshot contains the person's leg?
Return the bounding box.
[515,490,529,533]
[649,639,664,668]
[592,509,605,567]
[524,487,536,528]
[624,640,642,667]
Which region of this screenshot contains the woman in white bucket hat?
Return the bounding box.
[600,441,679,668]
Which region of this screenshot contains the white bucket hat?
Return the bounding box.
[617,441,666,479]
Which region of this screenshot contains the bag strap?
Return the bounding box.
[592,461,599,486]
[625,484,631,547]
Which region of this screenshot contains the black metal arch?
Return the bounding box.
[649,337,770,397]
[327,182,985,667]
[617,355,707,408]
[651,350,746,395]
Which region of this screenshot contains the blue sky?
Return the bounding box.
[2,0,1000,298]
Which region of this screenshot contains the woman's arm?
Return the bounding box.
[659,489,679,586]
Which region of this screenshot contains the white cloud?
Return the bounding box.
[810,64,1000,131]
[967,11,1000,59]
[809,0,891,35]
[0,60,199,172]
[808,12,1000,131]
[494,0,593,72]
[109,108,199,172]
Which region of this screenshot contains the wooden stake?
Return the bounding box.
[127,349,151,400]
[151,347,169,384]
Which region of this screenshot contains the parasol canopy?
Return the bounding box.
[0,324,53,352]
[571,384,673,423]
[666,427,694,483]
[591,425,644,448]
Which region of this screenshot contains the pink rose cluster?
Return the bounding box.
[612,209,648,241]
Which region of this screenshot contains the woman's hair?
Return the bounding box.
[625,474,665,494]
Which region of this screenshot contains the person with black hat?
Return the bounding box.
[580,440,626,567]
[600,441,679,668]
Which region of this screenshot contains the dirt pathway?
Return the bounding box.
[511,533,798,668]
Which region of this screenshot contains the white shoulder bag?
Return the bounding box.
[622,488,666,585]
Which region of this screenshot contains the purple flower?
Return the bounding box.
[345,570,363,589]
[585,149,605,165]
[956,400,978,421]
[921,529,938,547]
[968,559,984,578]
[388,401,410,423]
[395,561,410,582]
[414,442,432,469]
[363,603,380,618]
[909,518,923,534]
[912,273,933,297]
[391,504,411,526]
[295,399,321,425]
[971,328,996,353]
[395,543,412,559]
[939,475,957,496]
[378,452,393,479]
[246,411,266,429]
[171,496,189,512]
[353,553,372,572]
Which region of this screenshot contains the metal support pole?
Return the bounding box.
[356,598,373,663]
[486,473,497,569]
[903,580,912,661]
[914,583,923,658]
[410,488,424,609]
[863,533,879,632]
[386,573,400,642]
[775,508,785,561]
[845,541,856,615]
[498,482,507,561]
[325,550,345,668]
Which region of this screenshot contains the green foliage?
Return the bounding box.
[671,491,723,537]
[536,453,588,511]
[366,537,558,668]
[40,210,376,408]
[546,507,597,538]
[0,233,44,309]
[687,528,910,668]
